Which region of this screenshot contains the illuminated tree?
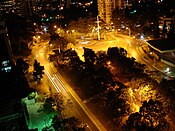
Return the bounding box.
[48,93,84,130]
[52,93,66,113]
[123,99,170,131]
[43,93,73,117]
[106,82,130,118]
[66,43,74,50]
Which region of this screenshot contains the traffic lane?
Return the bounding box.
[51,74,100,131]
[66,92,99,131]
[44,71,90,129]
[44,69,99,130]
[44,71,97,131]
[53,74,69,93]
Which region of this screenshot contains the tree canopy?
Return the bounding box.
[123,99,170,131]
[33,59,44,82]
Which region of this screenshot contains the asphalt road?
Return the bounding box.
[75,33,175,81]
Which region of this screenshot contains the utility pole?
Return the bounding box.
[97,15,100,40]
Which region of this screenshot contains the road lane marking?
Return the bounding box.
[54,74,69,92]
[57,74,107,131]
[44,70,61,92]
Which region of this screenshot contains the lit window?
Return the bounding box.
[159,26,163,29]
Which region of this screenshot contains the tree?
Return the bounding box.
[33,59,44,82]
[106,82,130,118]
[95,51,108,68]
[82,48,97,81]
[46,93,84,131]
[43,97,55,114]
[52,116,84,131]
[67,49,84,74]
[52,93,66,113]
[123,99,170,131]
[107,47,128,65]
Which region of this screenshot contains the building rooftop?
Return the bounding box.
[147,38,175,53]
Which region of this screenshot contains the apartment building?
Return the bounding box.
[159,15,175,38]
[0,0,15,15]
[15,0,38,18]
[0,19,14,72]
[98,0,125,23]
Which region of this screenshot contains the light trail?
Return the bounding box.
[126,39,132,46]
[53,74,69,92]
[44,70,61,92]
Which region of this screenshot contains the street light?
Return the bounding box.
[33,35,40,44]
[126,27,131,36]
[96,15,101,40]
[166,67,170,72]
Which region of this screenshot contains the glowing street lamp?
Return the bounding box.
[96,15,101,40]
[166,67,170,72]
[126,27,131,36]
[44,27,47,33]
[107,61,111,65]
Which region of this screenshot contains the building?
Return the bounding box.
[0,0,38,18]
[0,18,14,72]
[40,0,54,10]
[158,15,175,38]
[146,38,175,68]
[98,0,125,23]
[0,15,30,131]
[0,98,28,131]
[0,0,16,15]
[65,0,71,9]
[15,0,31,17]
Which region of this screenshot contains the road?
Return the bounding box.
[31,41,106,131]
[74,32,175,81]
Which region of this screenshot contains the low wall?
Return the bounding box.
[161,59,175,68]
